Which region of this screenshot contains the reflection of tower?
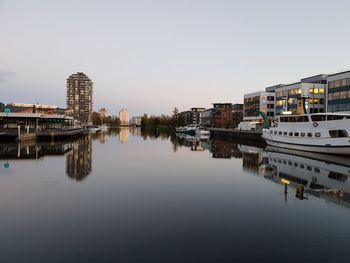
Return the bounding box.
[119,128,129,144]
[66,135,92,181]
[99,132,109,144]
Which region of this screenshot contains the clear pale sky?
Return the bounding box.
[1,0,350,116]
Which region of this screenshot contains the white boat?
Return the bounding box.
[176,125,197,136]
[99,125,109,132]
[176,125,210,137]
[262,113,350,155]
[88,126,102,133]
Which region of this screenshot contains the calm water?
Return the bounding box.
[1,128,350,263]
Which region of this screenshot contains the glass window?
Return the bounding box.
[289,132,293,136]
[307,133,312,137]
[315,133,321,137]
[301,132,305,137]
[294,132,299,136]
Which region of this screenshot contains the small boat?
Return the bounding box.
[99,125,109,132]
[88,126,102,133]
[176,125,210,137]
[176,125,197,136]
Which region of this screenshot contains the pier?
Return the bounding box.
[208,128,265,144]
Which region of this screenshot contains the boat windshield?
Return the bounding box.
[279,116,309,122]
[311,115,349,121]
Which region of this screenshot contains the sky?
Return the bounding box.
[1,0,350,116]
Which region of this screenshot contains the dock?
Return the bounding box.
[208,128,265,143]
[0,128,88,142]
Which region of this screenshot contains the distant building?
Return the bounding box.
[232,103,243,126]
[212,103,233,128]
[98,108,109,118]
[130,116,142,126]
[66,72,93,124]
[200,108,215,127]
[119,108,130,126]
[190,107,205,125]
[177,107,205,126]
[243,92,275,121]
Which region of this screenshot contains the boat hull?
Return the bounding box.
[265,138,350,155]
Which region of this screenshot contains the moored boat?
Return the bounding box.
[175,125,197,136]
[262,113,350,155]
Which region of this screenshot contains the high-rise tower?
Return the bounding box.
[66,72,93,124]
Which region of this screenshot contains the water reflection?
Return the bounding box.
[1,128,350,207]
[66,135,92,181]
[263,147,350,206]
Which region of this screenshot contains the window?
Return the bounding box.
[274,131,277,135]
[315,133,321,137]
[307,133,312,137]
[294,132,299,136]
[289,132,293,136]
[314,167,321,173]
[301,133,305,137]
[329,130,348,138]
[300,164,305,169]
[278,131,282,135]
[283,132,287,136]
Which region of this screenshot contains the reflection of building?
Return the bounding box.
[66,135,92,181]
[119,108,130,126]
[210,139,241,159]
[66,72,93,124]
[119,128,129,144]
[239,145,265,175]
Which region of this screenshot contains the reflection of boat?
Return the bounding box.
[264,149,350,194]
[175,133,210,141]
[262,112,350,155]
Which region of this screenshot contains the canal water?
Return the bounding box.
[1,128,350,263]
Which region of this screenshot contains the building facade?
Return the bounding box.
[243,92,275,121]
[119,108,130,126]
[212,103,233,128]
[66,72,93,124]
[327,70,350,112]
[275,81,326,116]
[200,108,215,127]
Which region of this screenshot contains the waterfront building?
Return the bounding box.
[327,70,350,112]
[275,75,326,116]
[200,108,215,127]
[232,103,243,126]
[190,107,205,126]
[66,72,93,124]
[243,92,275,121]
[1,102,65,115]
[212,103,233,128]
[119,108,130,126]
